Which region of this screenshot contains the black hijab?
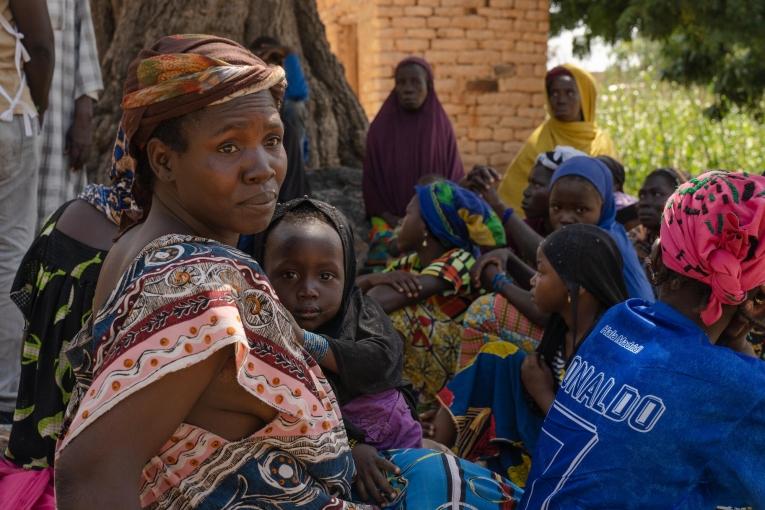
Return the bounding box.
[259,197,404,404]
[537,224,629,366]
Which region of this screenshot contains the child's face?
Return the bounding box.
[548,176,603,230]
[397,196,427,253]
[522,164,553,219]
[263,220,345,331]
[638,174,676,231]
[530,246,569,314]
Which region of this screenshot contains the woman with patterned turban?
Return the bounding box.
[54,34,363,509]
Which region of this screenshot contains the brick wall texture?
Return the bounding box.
[317,0,549,171]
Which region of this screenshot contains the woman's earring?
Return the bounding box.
[567,294,572,304]
[422,232,428,248]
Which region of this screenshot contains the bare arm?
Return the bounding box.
[482,263,548,327]
[503,214,544,265]
[496,280,548,327]
[55,347,232,509]
[356,273,383,293]
[56,199,118,251]
[367,275,450,314]
[9,0,54,118]
[505,250,537,289]
[316,347,339,373]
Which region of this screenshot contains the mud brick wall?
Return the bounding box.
[318,0,549,172]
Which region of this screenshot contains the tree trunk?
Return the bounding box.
[88,0,368,180]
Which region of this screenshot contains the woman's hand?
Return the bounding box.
[718,284,765,356]
[352,443,400,505]
[471,248,512,290]
[521,353,556,414]
[462,165,505,214]
[375,271,423,298]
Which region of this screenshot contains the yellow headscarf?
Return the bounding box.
[497,63,617,215]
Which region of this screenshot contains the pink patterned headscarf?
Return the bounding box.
[660,171,765,325]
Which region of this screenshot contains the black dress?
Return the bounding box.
[6,202,107,468]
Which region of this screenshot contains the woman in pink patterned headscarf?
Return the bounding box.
[660,171,765,325]
[521,170,765,509]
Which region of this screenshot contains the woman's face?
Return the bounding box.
[152,90,287,239]
[522,164,553,219]
[530,247,569,314]
[395,63,429,111]
[638,174,677,232]
[549,176,603,230]
[397,195,427,253]
[548,74,582,122]
[264,219,345,331]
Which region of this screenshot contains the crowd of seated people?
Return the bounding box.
[0,35,763,510]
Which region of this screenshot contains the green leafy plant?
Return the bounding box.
[597,65,765,192]
[551,0,765,118]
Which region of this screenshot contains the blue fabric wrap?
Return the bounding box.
[522,299,765,508]
[283,53,309,101]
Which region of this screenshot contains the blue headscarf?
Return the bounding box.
[550,156,655,301]
[416,181,506,257]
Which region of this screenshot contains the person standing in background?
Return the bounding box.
[0,0,54,428]
[497,64,616,215]
[36,0,102,229]
[251,35,310,202]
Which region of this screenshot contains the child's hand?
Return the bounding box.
[521,353,555,412]
[471,249,511,289]
[377,271,423,298]
[352,443,400,505]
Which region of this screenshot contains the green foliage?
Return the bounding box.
[597,66,765,193]
[551,0,765,118]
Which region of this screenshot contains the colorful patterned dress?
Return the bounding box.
[385,248,476,410]
[6,201,105,468]
[57,235,368,509]
[458,293,544,368]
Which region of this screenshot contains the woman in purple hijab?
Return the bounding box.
[362,57,464,269]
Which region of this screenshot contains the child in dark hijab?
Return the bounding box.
[261,198,527,509]
[260,198,422,452]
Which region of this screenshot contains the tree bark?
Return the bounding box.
[88,0,368,180]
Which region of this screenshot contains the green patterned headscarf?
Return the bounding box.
[416,181,506,256]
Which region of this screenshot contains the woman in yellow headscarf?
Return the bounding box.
[497,64,616,212]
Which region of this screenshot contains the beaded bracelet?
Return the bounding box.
[502,207,515,224]
[492,272,513,293]
[303,330,330,361]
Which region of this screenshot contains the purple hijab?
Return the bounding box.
[362,57,464,219]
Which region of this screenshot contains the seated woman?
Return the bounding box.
[54,35,362,509]
[497,64,617,213]
[629,166,688,262]
[432,224,628,488]
[260,198,523,508]
[0,138,138,508]
[362,57,464,271]
[521,171,765,509]
[357,181,505,411]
